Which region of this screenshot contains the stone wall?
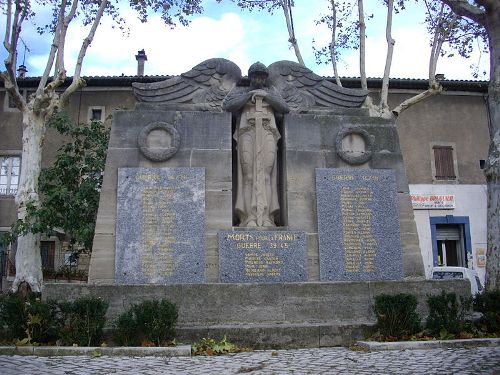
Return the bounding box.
[43,279,469,348]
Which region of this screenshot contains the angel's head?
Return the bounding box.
[248,62,269,88]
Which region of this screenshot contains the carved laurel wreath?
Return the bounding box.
[335,127,374,165]
[137,122,180,162]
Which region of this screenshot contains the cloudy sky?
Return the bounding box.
[1,0,489,80]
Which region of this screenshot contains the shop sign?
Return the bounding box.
[411,194,455,209]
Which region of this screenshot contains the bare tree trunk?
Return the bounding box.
[484,18,500,291]
[358,0,367,90]
[11,112,46,292]
[329,0,342,86]
[281,0,305,66]
[380,0,395,111]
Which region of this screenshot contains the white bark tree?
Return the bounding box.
[438,0,499,291]
[1,0,204,293]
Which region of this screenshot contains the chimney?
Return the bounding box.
[17,64,28,78]
[135,49,147,76]
[435,73,445,81]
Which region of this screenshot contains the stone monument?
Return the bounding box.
[50,57,450,348]
[88,57,424,284]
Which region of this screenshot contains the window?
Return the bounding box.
[88,106,105,122]
[64,252,78,266]
[431,143,458,181]
[433,146,455,179]
[430,216,472,267]
[40,241,55,270]
[3,89,35,112]
[3,91,18,112]
[0,156,20,195]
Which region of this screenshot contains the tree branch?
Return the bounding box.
[2,0,27,111]
[392,85,443,116]
[3,0,12,50]
[439,0,486,26]
[358,0,367,90]
[0,71,26,111]
[56,0,79,77]
[281,0,305,66]
[329,0,342,86]
[5,0,25,85]
[392,5,461,115]
[38,0,68,93]
[60,0,108,107]
[380,0,395,110]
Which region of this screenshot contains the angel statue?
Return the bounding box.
[132,58,369,228]
[132,58,242,111]
[223,62,290,227]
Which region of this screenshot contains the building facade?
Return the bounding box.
[392,84,489,284]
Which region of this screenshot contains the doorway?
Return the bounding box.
[430,216,471,268]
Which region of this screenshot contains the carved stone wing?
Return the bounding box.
[268,60,369,110]
[132,58,242,111]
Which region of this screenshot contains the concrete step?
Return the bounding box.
[176,322,375,349]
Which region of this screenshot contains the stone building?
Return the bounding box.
[0,59,489,289]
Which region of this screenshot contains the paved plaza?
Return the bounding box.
[1,346,499,374]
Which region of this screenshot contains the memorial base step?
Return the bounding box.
[176,322,374,349]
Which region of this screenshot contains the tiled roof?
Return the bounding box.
[3,75,489,92]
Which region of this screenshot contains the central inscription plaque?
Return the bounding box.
[316,168,403,281]
[116,167,205,284]
[218,231,307,283]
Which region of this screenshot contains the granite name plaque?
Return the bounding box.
[218,231,307,283]
[116,167,205,284]
[316,168,403,281]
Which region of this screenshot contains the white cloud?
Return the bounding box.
[27,11,248,77]
[314,26,489,80]
[13,2,490,80]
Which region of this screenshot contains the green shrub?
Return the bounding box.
[25,298,63,344]
[426,291,471,336]
[60,296,108,346]
[114,309,138,346]
[114,299,178,346]
[0,293,27,342]
[0,293,63,344]
[473,290,500,333]
[374,293,421,339]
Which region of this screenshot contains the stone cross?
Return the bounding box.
[247,95,273,226]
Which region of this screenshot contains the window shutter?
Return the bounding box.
[436,225,461,240]
[433,146,456,180]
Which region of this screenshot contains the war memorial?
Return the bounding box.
[43,58,467,348]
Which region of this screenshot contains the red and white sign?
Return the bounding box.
[411,194,455,209]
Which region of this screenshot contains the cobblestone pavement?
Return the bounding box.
[1,346,499,375]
